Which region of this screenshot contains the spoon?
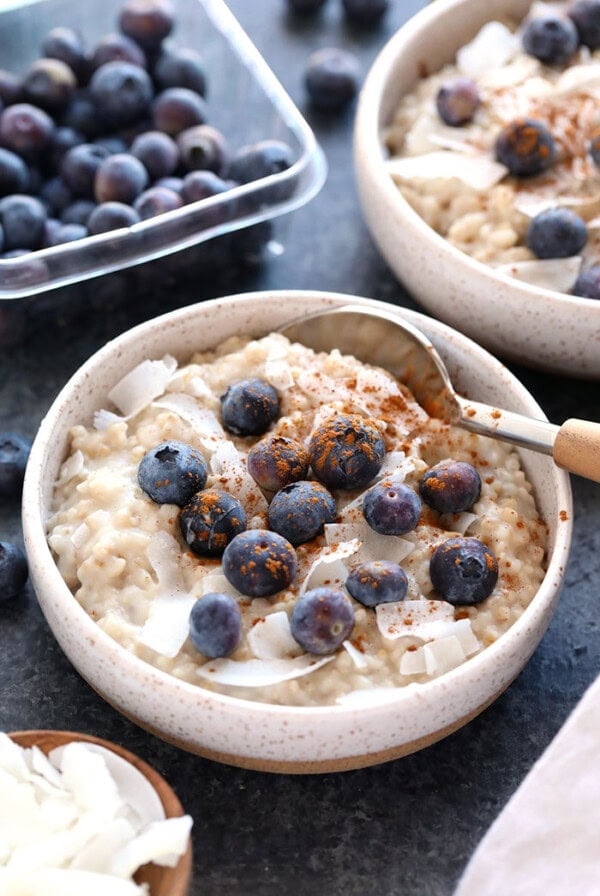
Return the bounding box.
[280,304,600,483]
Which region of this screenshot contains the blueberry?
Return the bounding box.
[42,27,89,81]
[309,414,385,490]
[568,0,600,48]
[290,587,354,654]
[0,69,22,106]
[138,439,208,505]
[286,0,328,12]
[345,560,408,608]
[60,198,97,226]
[0,195,46,250]
[0,432,31,496]
[23,58,77,112]
[61,92,101,139]
[41,176,71,216]
[362,480,421,534]
[42,217,62,247]
[0,103,54,155]
[179,487,246,556]
[247,435,309,492]
[177,125,228,174]
[131,129,179,179]
[525,207,587,259]
[268,480,336,545]
[91,34,147,72]
[220,378,279,436]
[0,542,28,601]
[94,153,149,203]
[522,14,579,65]
[44,222,87,246]
[304,48,360,111]
[419,460,482,514]
[0,148,29,198]
[61,143,109,197]
[436,78,480,126]
[26,166,43,196]
[572,264,600,298]
[153,47,207,96]
[222,529,297,597]
[133,184,183,218]
[88,200,140,233]
[341,0,388,24]
[119,0,175,51]
[227,140,294,184]
[189,592,242,658]
[90,62,154,127]
[50,126,85,169]
[155,175,184,194]
[152,87,207,136]
[429,536,498,606]
[181,170,231,203]
[495,117,556,176]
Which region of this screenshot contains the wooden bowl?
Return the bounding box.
[8,729,192,896]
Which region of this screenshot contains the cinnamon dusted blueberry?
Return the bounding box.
[308,413,385,490]
[419,460,481,515]
[138,440,207,505]
[247,435,309,492]
[495,117,556,176]
[222,529,297,597]
[220,378,280,437]
[290,587,354,654]
[180,487,246,557]
[346,560,408,608]
[268,480,336,545]
[430,537,498,606]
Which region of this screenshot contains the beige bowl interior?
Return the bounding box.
[23,290,572,773]
[354,0,600,378]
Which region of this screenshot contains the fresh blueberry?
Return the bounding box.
[568,0,600,49]
[95,137,130,156]
[0,542,28,600]
[362,480,421,535]
[60,198,97,226]
[61,143,109,197]
[345,560,408,608]
[131,129,179,179]
[222,529,297,597]
[522,14,579,65]
[268,480,336,545]
[0,195,46,250]
[90,62,154,127]
[495,117,556,176]
[436,78,480,126]
[419,460,482,514]
[525,207,587,259]
[91,33,147,72]
[88,200,140,233]
[23,58,77,112]
[42,27,89,81]
[153,47,207,97]
[0,69,22,106]
[220,378,279,436]
[61,91,101,139]
[26,166,43,196]
[152,87,207,136]
[290,587,354,654]
[44,222,87,245]
[50,126,85,169]
[0,432,31,496]
[133,184,183,218]
[189,592,242,658]
[177,125,228,174]
[94,153,149,204]
[309,413,385,490]
[180,487,246,556]
[119,0,175,51]
[0,103,54,155]
[138,439,207,505]
[0,148,29,198]
[42,217,62,246]
[155,175,184,194]
[429,536,498,605]
[247,435,309,492]
[304,48,360,111]
[181,170,231,203]
[227,140,294,185]
[572,264,600,298]
[341,0,389,25]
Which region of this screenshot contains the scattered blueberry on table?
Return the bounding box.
[0,432,31,497]
[0,541,28,601]
[304,48,360,111]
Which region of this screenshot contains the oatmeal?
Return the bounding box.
[385,1,600,295]
[47,334,547,707]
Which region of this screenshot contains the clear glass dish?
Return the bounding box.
[0,0,326,301]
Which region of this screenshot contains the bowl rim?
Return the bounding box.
[354,0,600,310]
[22,289,573,720]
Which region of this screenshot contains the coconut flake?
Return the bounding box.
[480,54,540,89]
[108,815,192,878]
[247,611,301,660]
[555,63,600,96]
[152,393,226,452]
[496,256,582,293]
[93,409,125,431]
[342,640,369,670]
[54,743,122,820]
[335,687,403,707]
[400,630,476,677]
[456,21,519,79]
[209,440,268,515]
[376,599,455,641]
[399,647,429,676]
[0,867,146,896]
[200,572,242,599]
[387,151,508,191]
[324,521,415,566]
[299,539,360,596]
[441,511,478,535]
[107,355,177,418]
[69,818,138,873]
[197,654,334,687]
[58,450,84,484]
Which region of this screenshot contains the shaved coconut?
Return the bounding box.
[29,746,63,790]
[200,572,242,599]
[496,256,582,293]
[336,687,403,707]
[555,64,600,96]
[247,611,301,660]
[480,54,540,89]
[139,531,197,658]
[299,539,360,596]
[0,868,146,896]
[188,375,213,400]
[196,654,334,687]
[441,511,478,535]
[7,812,108,871]
[404,109,478,156]
[324,521,415,566]
[109,815,192,878]
[0,732,32,780]
[342,640,368,669]
[400,633,468,677]
[70,818,137,873]
[107,355,177,418]
[387,151,508,191]
[93,409,124,431]
[152,393,225,451]
[376,599,455,641]
[70,522,89,550]
[209,440,268,515]
[58,450,84,484]
[399,647,428,676]
[457,21,519,78]
[0,775,47,850]
[55,743,121,819]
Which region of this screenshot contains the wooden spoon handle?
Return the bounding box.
[553,419,600,482]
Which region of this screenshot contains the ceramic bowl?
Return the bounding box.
[22,290,572,773]
[8,729,192,895]
[354,0,600,378]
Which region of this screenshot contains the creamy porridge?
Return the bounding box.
[47,334,547,707]
[385,1,600,296]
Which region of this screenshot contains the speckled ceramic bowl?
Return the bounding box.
[354,0,600,378]
[22,290,572,773]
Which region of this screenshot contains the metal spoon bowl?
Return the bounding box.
[280,304,600,482]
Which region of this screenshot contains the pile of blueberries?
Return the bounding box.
[138,376,498,661]
[433,0,600,299]
[0,0,295,257]
[0,433,30,602]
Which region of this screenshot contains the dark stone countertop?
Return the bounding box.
[1,2,599,894]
